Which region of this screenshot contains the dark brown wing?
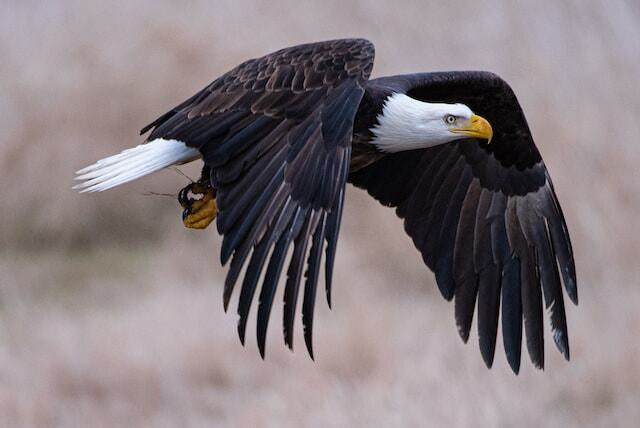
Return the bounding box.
[349,72,576,373]
[142,39,375,358]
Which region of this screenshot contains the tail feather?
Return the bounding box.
[73,139,200,192]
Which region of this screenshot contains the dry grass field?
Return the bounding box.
[1,1,639,426]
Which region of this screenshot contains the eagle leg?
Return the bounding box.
[178,167,217,230]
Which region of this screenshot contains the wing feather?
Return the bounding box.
[283,209,313,349]
[453,179,483,342]
[477,264,501,367]
[501,257,523,373]
[302,212,327,359]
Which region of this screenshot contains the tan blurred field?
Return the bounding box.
[1,1,639,426]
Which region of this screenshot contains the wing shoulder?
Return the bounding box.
[141,39,374,138]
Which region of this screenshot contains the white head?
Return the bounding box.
[370,93,493,153]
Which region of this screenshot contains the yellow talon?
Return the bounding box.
[183,196,218,229]
[179,181,218,230]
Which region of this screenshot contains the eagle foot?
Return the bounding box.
[178,173,217,230]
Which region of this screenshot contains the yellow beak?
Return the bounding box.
[450,114,493,143]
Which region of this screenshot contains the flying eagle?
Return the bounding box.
[75,39,576,373]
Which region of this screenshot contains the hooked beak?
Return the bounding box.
[450,114,493,143]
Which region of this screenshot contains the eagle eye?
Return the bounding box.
[444,115,456,125]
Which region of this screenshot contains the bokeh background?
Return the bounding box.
[1,1,639,426]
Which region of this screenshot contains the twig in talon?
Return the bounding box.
[169,167,195,183]
[142,191,176,199]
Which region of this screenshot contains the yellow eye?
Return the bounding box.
[445,115,456,125]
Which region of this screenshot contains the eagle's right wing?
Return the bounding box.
[142,39,375,358]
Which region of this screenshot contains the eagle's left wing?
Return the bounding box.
[349,72,576,373]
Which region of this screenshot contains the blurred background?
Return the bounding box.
[1,0,639,426]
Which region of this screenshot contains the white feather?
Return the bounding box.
[370,93,474,153]
[73,139,200,192]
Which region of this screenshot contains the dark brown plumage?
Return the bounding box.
[138,38,576,373]
[350,72,576,372]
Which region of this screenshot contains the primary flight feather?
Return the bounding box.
[75,39,576,373]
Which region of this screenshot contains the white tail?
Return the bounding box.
[73,139,200,192]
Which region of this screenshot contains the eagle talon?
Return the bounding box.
[179,179,217,230]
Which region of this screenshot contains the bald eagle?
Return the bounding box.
[75,39,576,373]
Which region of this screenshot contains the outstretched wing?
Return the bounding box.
[142,39,375,358]
[349,72,576,373]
